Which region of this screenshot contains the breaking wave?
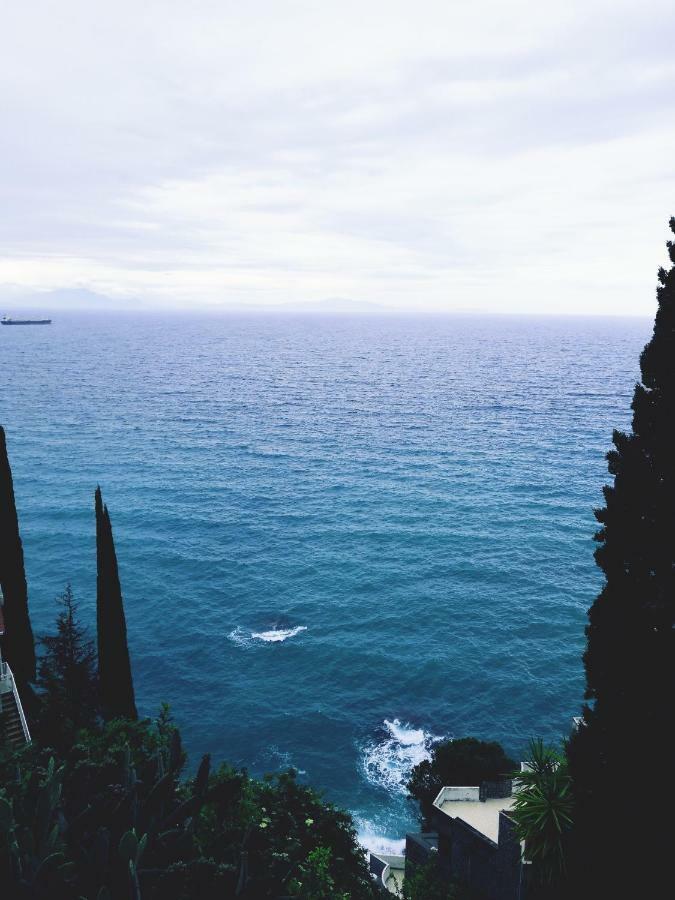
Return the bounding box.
[251,625,308,642]
[228,625,308,647]
[356,818,407,857]
[360,718,443,795]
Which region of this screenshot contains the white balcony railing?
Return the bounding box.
[0,661,31,744]
[433,785,481,808]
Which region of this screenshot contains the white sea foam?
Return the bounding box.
[257,744,294,769]
[356,819,406,857]
[361,718,443,795]
[251,625,308,642]
[227,626,254,648]
[228,624,308,647]
[385,719,426,746]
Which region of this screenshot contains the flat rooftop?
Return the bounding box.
[438,796,515,843]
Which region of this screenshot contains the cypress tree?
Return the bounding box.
[568,219,675,896]
[95,486,137,720]
[0,425,36,684]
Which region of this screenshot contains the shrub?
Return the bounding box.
[407,737,516,825]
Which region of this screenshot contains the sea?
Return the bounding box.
[0,310,652,853]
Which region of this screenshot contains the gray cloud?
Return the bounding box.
[1,0,674,313]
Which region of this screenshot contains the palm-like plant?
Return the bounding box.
[509,739,573,887]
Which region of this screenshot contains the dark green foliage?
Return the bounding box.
[0,710,378,899]
[0,712,188,899]
[407,737,515,825]
[0,756,73,898]
[567,218,675,897]
[95,487,137,721]
[508,740,572,895]
[402,858,471,900]
[2,594,374,899]
[287,846,347,898]
[0,424,36,685]
[35,585,99,750]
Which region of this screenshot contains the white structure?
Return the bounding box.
[0,595,32,749]
[369,852,406,897]
[405,772,527,900]
[433,786,517,843]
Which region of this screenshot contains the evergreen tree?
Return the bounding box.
[0,425,36,685]
[95,486,137,720]
[35,584,99,748]
[567,218,675,896]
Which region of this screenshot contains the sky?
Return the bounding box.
[1,0,674,315]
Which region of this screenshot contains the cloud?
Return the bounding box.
[1,0,674,313]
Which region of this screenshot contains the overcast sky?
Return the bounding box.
[1,0,674,314]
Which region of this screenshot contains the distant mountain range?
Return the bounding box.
[0,287,142,312]
[0,287,389,315]
[274,297,387,314]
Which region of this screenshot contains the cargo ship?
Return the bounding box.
[1,316,52,325]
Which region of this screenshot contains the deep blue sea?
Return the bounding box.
[0,311,652,852]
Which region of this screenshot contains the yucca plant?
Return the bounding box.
[509,739,573,889]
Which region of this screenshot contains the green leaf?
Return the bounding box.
[119,829,138,863]
[0,797,14,834]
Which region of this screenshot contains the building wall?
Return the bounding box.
[369,854,387,881]
[494,814,526,900]
[435,786,481,804]
[407,808,525,900]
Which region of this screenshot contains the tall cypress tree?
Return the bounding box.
[95,486,137,720]
[0,425,36,685]
[568,219,675,896]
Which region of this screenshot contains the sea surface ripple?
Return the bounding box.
[0,311,651,844]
